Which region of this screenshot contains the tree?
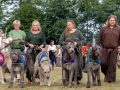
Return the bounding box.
[77,0,101,42]
[36,0,79,44]
[2,0,120,44]
[4,2,44,33]
[0,1,5,29]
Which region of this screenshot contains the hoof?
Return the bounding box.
[86,86,90,88]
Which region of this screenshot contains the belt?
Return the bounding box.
[102,47,116,57]
[102,46,116,50]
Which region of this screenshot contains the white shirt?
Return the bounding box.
[47,45,57,51]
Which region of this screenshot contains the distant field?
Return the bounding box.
[0,67,120,90]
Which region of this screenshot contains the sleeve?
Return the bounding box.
[22,31,26,40]
[96,27,103,46]
[118,29,120,46]
[47,45,50,51]
[41,32,46,46]
[25,32,30,46]
[59,31,67,46]
[54,45,57,51]
[77,30,85,46]
[8,31,13,38]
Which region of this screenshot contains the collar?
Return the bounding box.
[63,57,76,64]
[88,56,101,65]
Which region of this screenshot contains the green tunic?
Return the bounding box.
[59,29,85,80]
[25,31,46,46]
[25,31,46,62]
[8,30,26,51]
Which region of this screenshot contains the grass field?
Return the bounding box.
[1,67,120,90]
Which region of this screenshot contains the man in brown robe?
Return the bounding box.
[97,15,120,84]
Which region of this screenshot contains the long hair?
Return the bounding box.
[65,20,76,36]
[31,20,41,31]
[105,15,119,27]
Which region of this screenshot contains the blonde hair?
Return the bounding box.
[105,15,119,27]
[13,20,21,26]
[65,20,76,36]
[31,20,41,31]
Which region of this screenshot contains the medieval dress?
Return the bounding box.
[59,29,85,81]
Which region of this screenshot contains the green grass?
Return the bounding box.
[1,67,120,90]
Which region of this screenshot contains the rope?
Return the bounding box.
[0,39,21,51]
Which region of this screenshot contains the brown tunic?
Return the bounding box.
[97,26,120,82]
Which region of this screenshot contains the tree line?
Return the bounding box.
[0,0,120,44]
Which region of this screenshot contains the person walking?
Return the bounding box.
[8,20,26,82]
[59,20,85,84]
[97,15,120,84]
[25,20,46,84]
